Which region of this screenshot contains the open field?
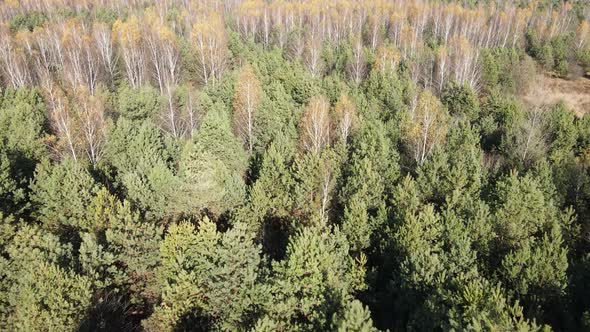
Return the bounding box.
[524,74,590,117]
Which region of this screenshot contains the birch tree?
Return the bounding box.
[233,64,262,153]
[334,94,357,144]
[300,95,331,154]
[112,16,146,88]
[74,88,109,165]
[405,90,448,165]
[191,13,228,84]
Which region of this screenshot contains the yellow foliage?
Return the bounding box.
[112,15,141,45]
[374,44,401,73]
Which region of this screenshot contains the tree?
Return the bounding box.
[347,34,367,85]
[176,142,243,216]
[144,12,182,138]
[363,65,405,117]
[43,82,80,162]
[292,149,342,223]
[338,118,400,252]
[373,44,401,75]
[547,102,577,164]
[303,31,324,78]
[0,24,31,88]
[79,195,162,316]
[236,135,296,234]
[75,87,109,165]
[121,158,180,221]
[332,300,378,332]
[299,95,331,154]
[447,278,543,331]
[254,80,298,149]
[0,148,26,216]
[493,172,557,251]
[416,120,483,206]
[191,105,248,176]
[233,64,262,153]
[333,94,357,144]
[0,87,48,168]
[503,105,548,168]
[93,22,117,83]
[61,18,102,94]
[103,200,162,308]
[176,107,247,216]
[112,16,146,88]
[191,13,228,84]
[257,225,366,331]
[441,82,480,120]
[404,90,448,165]
[500,226,568,316]
[4,260,91,331]
[116,84,160,121]
[103,118,171,177]
[145,218,264,331]
[30,158,101,234]
[0,225,91,331]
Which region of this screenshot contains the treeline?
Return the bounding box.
[1,0,590,331]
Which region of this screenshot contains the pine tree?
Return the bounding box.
[30,158,101,234]
[145,218,264,331]
[258,225,366,331]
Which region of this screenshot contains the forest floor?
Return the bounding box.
[523,70,590,117]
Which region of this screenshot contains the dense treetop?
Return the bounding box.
[0,0,590,331]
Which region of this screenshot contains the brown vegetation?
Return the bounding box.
[524,74,590,117]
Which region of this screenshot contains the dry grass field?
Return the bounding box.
[523,73,590,117]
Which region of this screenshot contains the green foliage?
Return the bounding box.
[500,227,568,308]
[9,11,47,32]
[363,69,405,119]
[417,121,484,206]
[0,4,589,330]
[292,148,342,222]
[577,46,590,71]
[441,82,480,120]
[174,107,247,216]
[103,118,179,219]
[258,225,366,331]
[30,158,101,233]
[103,118,171,176]
[117,84,161,121]
[146,218,264,331]
[0,147,27,215]
[192,105,248,175]
[481,48,536,95]
[0,225,90,331]
[236,135,296,238]
[480,91,525,149]
[338,118,399,252]
[103,200,162,306]
[526,29,574,77]
[332,300,378,332]
[550,34,573,77]
[121,158,179,220]
[447,278,543,331]
[547,103,578,164]
[4,261,91,331]
[0,88,47,166]
[492,172,556,249]
[176,142,244,216]
[255,81,298,151]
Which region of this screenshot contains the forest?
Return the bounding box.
[1,0,590,331]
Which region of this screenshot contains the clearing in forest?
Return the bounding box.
[524,74,590,117]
